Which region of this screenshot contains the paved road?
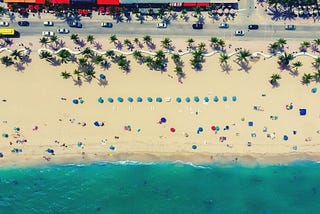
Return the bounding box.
[11,19,320,40]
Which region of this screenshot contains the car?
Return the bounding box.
[57,28,70,34]
[219,23,229,29]
[285,25,296,30]
[69,22,82,28]
[248,24,259,30]
[192,23,203,30]
[0,21,9,27]
[18,21,29,26]
[43,21,54,27]
[42,31,55,37]
[101,22,113,28]
[235,30,245,36]
[157,23,167,28]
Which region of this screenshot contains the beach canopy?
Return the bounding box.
[214,96,219,102]
[170,128,176,132]
[176,97,182,103]
[232,96,237,101]
[192,144,197,150]
[72,99,79,104]
[194,96,200,102]
[99,73,106,79]
[185,97,191,102]
[94,121,100,127]
[137,97,143,102]
[117,97,124,102]
[107,97,114,103]
[127,97,133,102]
[156,97,162,102]
[98,97,104,103]
[204,97,209,102]
[160,117,167,123]
[223,96,227,102]
[312,87,317,93]
[147,97,153,102]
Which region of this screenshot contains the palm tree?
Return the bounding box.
[39,37,49,47]
[270,73,281,86]
[236,49,252,63]
[39,51,53,60]
[217,39,225,50]
[133,38,139,45]
[174,65,184,77]
[123,39,132,49]
[313,57,320,69]
[292,61,302,71]
[105,50,115,59]
[219,53,229,64]
[154,50,165,60]
[132,50,142,60]
[1,56,14,66]
[70,34,79,43]
[57,49,71,64]
[300,41,311,51]
[50,35,58,46]
[81,47,93,58]
[73,69,82,80]
[278,52,294,67]
[109,34,118,44]
[171,53,181,64]
[276,38,287,49]
[86,35,94,44]
[197,42,206,52]
[61,70,71,79]
[313,70,320,82]
[10,49,23,61]
[78,57,88,67]
[209,37,219,48]
[193,6,202,16]
[268,42,280,53]
[186,38,194,48]
[143,35,152,44]
[302,73,313,85]
[161,37,172,49]
[93,54,104,65]
[312,38,320,49]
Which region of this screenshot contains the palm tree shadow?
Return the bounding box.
[14,62,25,72]
[147,42,156,50]
[69,54,77,63]
[73,78,83,87]
[101,60,111,70]
[57,40,65,49]
[50,57,61,66]
[98,79,108,87]
[115,41,123,50]
[93,42,103,50]
[220,63,232,74]
[282,9,296,21]
[236,61,251,72]
[77,39,86,48]
[268,7,284,21]
[270,80,280,88]
[289,69,299,77]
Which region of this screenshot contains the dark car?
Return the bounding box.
[101,22,113,28]
[248,24,259,30]
[69,22,82,28]
[192,23,203,30]
[18,21,30,26]
[285,25,296,30]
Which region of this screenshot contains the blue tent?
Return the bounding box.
[147,97,153,102]
[99,73,106,79]
[160,117,167,123]
[98,97,104,103]
[117,97,124,102]
[107,97,114,103]
[137,97,143,102]
[204,97,209,102]
[194,96,200,102]
[223,96,227,102]
[94,121,100,126]
[156,97,162,102]
[192,144,197,150]
[213,96,219,102]
[127,97,133,102]
[72,99,79,104]
[176,97,182,103]
[232,96,237,101]
[185,97,191,102]
[299,109,306,116]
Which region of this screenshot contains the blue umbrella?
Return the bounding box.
[109,145,115,150]
[176,97,182,103]
[117,97,124,102]
[194,96,200,102]
[232,96,237,101]
[198,127,203,132]
[185,97,191,102]
[99,73,106,79]
[204,97,209,102]
[312,87,317,93]
[213,96,219,102]
[72,99,79,104]
[223,96,227,102]
[283,135,288,141]
[137,97,143,102]
[107,97,113,103]
[98,97,104,103]
[192,144,197,150]
[147,97,153,102]
[127,97,133,102]
[94,121,100,127]
[160,117,167,123]
[156,97,162,102]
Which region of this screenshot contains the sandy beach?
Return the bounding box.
[0,35,320,167]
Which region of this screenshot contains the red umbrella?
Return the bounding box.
[211,126,216,131]
[170,128,176,133]
[34,5,40,11]
[99,7,105,12]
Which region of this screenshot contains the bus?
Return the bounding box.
[0,28,19,37]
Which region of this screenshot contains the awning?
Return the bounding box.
[197,2,209,7]
[50,0,70,4]
[97,0,119,5]
[183,2,197,7]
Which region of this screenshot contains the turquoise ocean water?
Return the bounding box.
[0,161,320,214]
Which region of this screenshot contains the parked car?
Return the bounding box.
[192,23,203,30]
[219,23,229,29]
[43,21,54,27]
[42,31,55,37]
[69,22,82,28]
[57,28,70,34]
[18,21,29,26]
[235,30,245,36]
[0,21,9,27]
[101,22,113,28]
[157,23,167,28]
[285,25,296,30]
[248,24,259,30]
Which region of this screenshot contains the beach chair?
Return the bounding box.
[165,97,171,102]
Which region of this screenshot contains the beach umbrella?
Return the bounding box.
[47,148,54,154]
[117,97,124,102]
[160,117,167,123]
[99,73,106,79]
[204,97,209,102]
[194,96,200,102]
[2,133,8,138]
[94,121,100,127]
[0,152,3,158]
[170,128,176,133]
[213,96,219,102]
[176,97,182,103]
[216,126,220,131]
[147,97,153,102]
[109,145,115,151]
[14,127,20,131]
[232,96,237,101]
[98,97,104,103]
[185,97,191,102]
[311,87,317,93]
[156,97,162,102]
[127,97,133,102]
[223,96,227,102]
[137,97,143,102]
[283,135,288,141]
[211,126,216,131]
[192,144,197,150]
[107,97,113,103]
[198,127,203,132]
[72,99,79,104]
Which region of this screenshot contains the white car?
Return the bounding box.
[157,23,167,28]
[42,31,55,37]
[235,30,245,36]
[57,28,70,34]
[43,21,54,27]
[0,21,9,27]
